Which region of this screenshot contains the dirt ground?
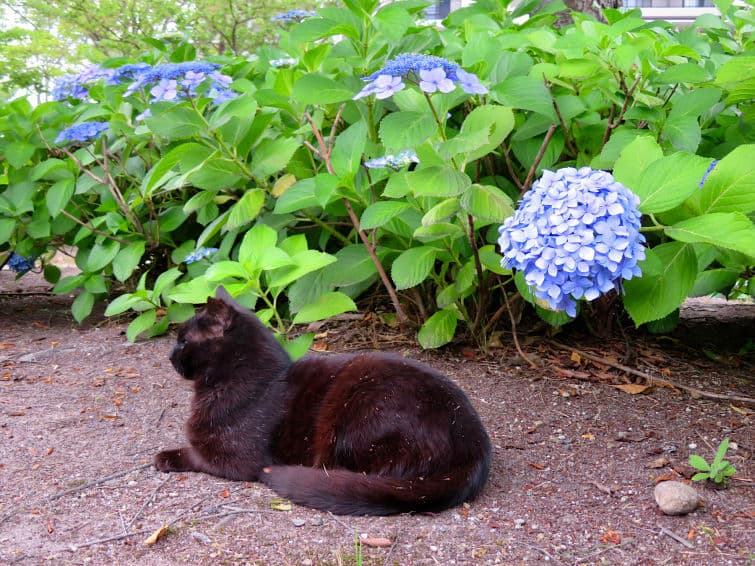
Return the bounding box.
[0,265,753,565]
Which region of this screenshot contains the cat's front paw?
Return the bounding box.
[154,448,191,473]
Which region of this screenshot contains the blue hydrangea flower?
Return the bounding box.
[55,121,110,144]
[184,247,219,264]
[123,62,232,101]
[354,53,487,100]
[699,159,717,188]
[5,253,35,274]
[419,68,455,94]
[150,78,179,102]
[52,65,116,101]
[498,167,646,317]
[364,149,419,170]
[106,63,152,85]
[272,9,317,22]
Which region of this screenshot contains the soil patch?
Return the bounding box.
[1,267,753,565]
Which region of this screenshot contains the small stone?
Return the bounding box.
[654,481,699,516]
[514,518,526,529]
[291,518,306,527]
[190,531,211,544]
[309,515,324,526]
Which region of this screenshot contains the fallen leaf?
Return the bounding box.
[647,457,669,469]
[9,411,26,417]
[113,398,123,406]
[730,404,751,416]
[600,530,621,544]
[570,351,581,364]
[143,524,170,546]
[270,498,292,511]
[654,473,677,483]
[615,431,646,442]
[219,488,230,498]
[688,529,695,539]
[581,433,595,440]
[528,462,545,470]
[0,343,14,349]
[612,384,653,395]
[360,535,392,548]
[311,341,329,352]
[46,447,55,456]
[47,517,55,534]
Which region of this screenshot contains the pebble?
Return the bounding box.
[654,481,699,515]
[191,531,211,544]
[309,515,324,526]
[514,518,526,529]
[291,518,306,527]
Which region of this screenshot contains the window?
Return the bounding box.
[425,0,452,20]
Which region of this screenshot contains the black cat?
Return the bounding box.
[155,286,492,515]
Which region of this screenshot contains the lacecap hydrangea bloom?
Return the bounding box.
[52,65,116,101]
[123,62,236,103]
[354,53,487,100]
[5,253,35,274]
[272,9,317,22]
[184,247,219,264]
[364,149,419,170]
[498,167,646,317]
[55,121,109,144]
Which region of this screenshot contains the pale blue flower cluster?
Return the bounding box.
[52,66,116,101]
[272,9,317,22]
[123,62,235,103]
[55,121,110,144]
[354,53,487,100]
[184,247,219,264]
[52,62,236,104]
[364,150,419,170]
[498,167,646,317]
[5,252,35,274]
[269,57,298,68]
[699,159,717,188]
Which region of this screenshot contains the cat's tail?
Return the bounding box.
[260,456,490,516]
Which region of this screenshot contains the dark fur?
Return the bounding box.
[155,287,492,515]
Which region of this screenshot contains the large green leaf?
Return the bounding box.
[71,291,95,323]
[112,241,145,283]
[292,291,357,324]
[83,240,120,272]
[612,136,663,193]
[146,105,205,139]
[322,244,380,287]
[686,145,755,215]
[360,201,411,230]
[456,104,514,163]
[489,76,555,118]
[239,224,278,271]
[406,166,471,197]
[623,243,698,325]
[665,212,755,258]
[379,111,437,150]
[268,250,336,289]
[391,246,437,290]
[417,308,458,349]
[633,153,712,213]
[4,141,35,169]
[46,178,75,216]
[460,184,514,222]
[225,189,266,231]
[127,309,157,342]
[292,74,355,104]
[251,137,300,179]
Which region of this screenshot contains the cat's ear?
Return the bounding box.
[203,297,235,337]
[215,285,234,303]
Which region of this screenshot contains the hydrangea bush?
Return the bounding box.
[1,0,753,349]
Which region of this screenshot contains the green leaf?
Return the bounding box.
[167,302,195,323]
[127,309,157,342]
[652,63,710,85]
[688,454,711,472]
[46,179,75,216]
[186,156,243,191]
[690,269,740,297]
[422,198,460,226]
[143,143,205,195]
[379,111,437,151]
[457,105,515,163]
[268,250,336,289]
[146,105,205,139]
[662,115,701,153]
[239,224,278,271]
[665,213,755,257]
[84,240,120,272]
[417,309,457,349]
[279,333,314,361]
[613,136,663,193]
[406,167,471,197]
[292,74,355,104]
[251,137,300,179]
[623,243,698,325]
[71,291,95,323]
[489,76,555,118]
[112,241,145,283]
[686,145,755,215]
[391,246,436,290]
[104,293,152,316]
[711,437,730,470]
[4,141,35,169]
[292,291,357,324]
[225,189,266,231]
[360,201,411,230]
[274,177,320,213]
[634,153,712,214]
[205,260,251,281]
[382,171,411,198]
[322,244,380,287]
[168,277,216,303]
[460,184,514,222]
[332,121,367,182]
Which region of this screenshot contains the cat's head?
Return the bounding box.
[169,286,243,380]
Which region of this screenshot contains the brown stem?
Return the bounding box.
[501,144,524,191]
[549,83,578,157]
[59,210,130,246]
[503,289,538,368]
[601,74,642,148]
[467,214,486,334]
[303,108,409,324]
[522,124,558,193]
